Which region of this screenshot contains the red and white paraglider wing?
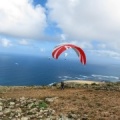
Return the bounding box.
[75,47,86,65]
[52,44,86,65]
[52,45,67,59]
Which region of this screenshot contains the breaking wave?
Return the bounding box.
[58,74,120,82]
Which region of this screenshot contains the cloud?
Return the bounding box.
[60,41,93,50]
[46,0,120,50]
[97,43,106,49]
[0,0,47,39]
[89,50,120,59]
[0,38,12,47]
[18,39,29,45]
[78,41,93,49]
[60,34,66,41]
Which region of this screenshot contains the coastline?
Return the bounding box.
[63,80,105,84]
[0,79,119,88]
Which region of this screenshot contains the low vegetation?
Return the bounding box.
[0,82,120,119]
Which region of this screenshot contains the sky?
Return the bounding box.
[0,0,120,64]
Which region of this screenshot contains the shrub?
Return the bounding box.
[39,101,48,109]
[91,83,97,86]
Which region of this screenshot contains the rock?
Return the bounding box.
[51,110,56,115]
[20,97,26,101]
[29,108,38,113]
[34,101,39,105]
[0,106,3,111]
[68,113,78,119]
[38,115,43,119]
[0,102,3,106]
[15,108,22,113]
[40,109,43,113]
[21,117,29,120]
[45,97,58,103]
[0,98,3,101]
[0,112,3,116]
[32,98,37,102]
[45,98,54,103]
[10,102,15,106]
[59,113,68,120]
[43,109,48,113]
[27,103,34,109]
[10,112,15,117]
[15,103,20,107]
[27,99,34,103]
[3,108,11,114]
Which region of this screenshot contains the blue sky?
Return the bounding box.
[0,0,120,64]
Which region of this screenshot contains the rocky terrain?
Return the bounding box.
[0,82,120,120]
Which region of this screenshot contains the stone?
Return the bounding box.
[69,114,77,119]
[27,103,34,109]
[20,97,26,101]
[59,113,68,120]
[21,117,29,120]
[0,102,3,106]
[0,112,3,116]
[10,112,15,117]
[10,102,15,106]
[45,97,58,103]
[40,109,43,113]
[15,108,22,113]
[29,108,38,113]
[3,108,11,114]
[51,110,56,115]
[0,106,2,111]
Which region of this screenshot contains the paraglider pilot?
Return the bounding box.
[61,81,64,90]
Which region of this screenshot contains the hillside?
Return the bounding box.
[0,82,120,120]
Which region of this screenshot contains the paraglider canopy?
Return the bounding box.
[52,43,86,65]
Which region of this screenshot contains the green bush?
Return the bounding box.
[39,101,48,109]
[91,83,97,86]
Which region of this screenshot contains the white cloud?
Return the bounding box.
[19,39,29,45]
[0,38,12,47]
[0,0,46,39]
[89,50,120,59]
[46,0,120,50]
[97,43,106,49]
[62,41,93,49]
[78,41,93,49]
[60,34,66,41]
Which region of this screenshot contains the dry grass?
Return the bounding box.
[0,87,120,119]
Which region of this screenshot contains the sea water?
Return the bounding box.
[0,54,119,86]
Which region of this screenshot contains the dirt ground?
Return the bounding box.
[0,87,120,120]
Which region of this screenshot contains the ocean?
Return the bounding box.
[0,54,120,86]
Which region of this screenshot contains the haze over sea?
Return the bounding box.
[0,54,120,86]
